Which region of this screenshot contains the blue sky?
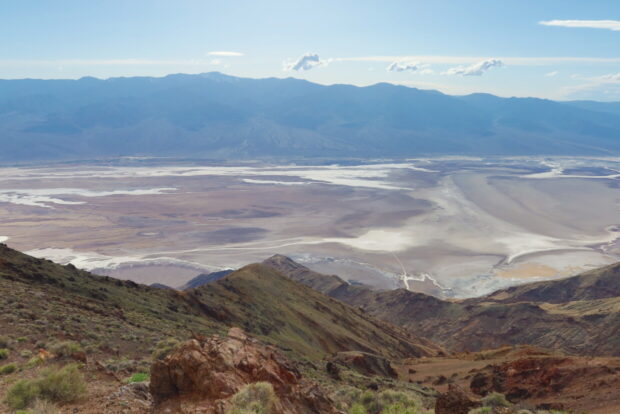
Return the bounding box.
[3,0,620,100]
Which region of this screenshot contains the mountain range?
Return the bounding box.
[2,72,620,162]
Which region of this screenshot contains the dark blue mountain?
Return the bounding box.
[1,72,620,161]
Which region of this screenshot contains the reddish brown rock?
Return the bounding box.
[435,384,479,414]
[150,327,339,413]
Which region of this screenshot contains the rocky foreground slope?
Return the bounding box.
[1,245,620,413]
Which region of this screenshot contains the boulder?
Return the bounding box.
[435,384,480,414]
[150,327,339,413]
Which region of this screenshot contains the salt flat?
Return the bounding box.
[0,157,618,297]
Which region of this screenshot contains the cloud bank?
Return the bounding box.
[444,59,503,76]
[540,20,620,31]
[285,53,328,71]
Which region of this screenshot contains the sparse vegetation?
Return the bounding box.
[0,348,9,359]
[227,382,277,414]
[49,341,82,358]
[4,364,86,410]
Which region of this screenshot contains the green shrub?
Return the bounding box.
[0,348,9,359]
[27,356,45,368]
[37,363,86,403]
[349,403,367,414]
[227,382,277,414]
[4,364,86,410]
[468,408,491,414]
[481,392,511,408]
[381,403,417,414]
[49,341,83,358]
[20,349,33,358]
[0,363,17,375]
[125,372,149,383]
[5,379,40,410]
[333,387,424,414]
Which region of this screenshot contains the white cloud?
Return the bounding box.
[284,53,329,71]
[443,59,504,76]
[208,51,244,56]
[545,70,559,77]
[539,20,620,31]
[387,61,419,72]
[600,73,620,81]
[386,61,434,74]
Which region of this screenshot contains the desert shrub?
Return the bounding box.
[151,338,180,360]
[0,335,11,348]
[49,341,82,358]
[349,403,367,414]
[20,349,33,358]
[378,390,418,408]
[27,356,45,368]
[125,372,149,383]
[0,362,17,375]
[381,403,418,414]
[467,408,491,414]
[481,392,511,408]
[0,348,9,359]
[360,390,420,414]
[5,379,40,410]
[30,399,60,414]
[37,363,86,403]
[4,364,86,410]
[227,382,277,414]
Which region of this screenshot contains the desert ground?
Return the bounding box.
[0,156,618,297]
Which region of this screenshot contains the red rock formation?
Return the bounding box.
[435,384,480,414]
[150,327,339,413]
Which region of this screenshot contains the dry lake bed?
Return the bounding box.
[1,156,618,298]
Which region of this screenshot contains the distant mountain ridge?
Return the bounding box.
[2,72,620,161]
[262,254,620,356]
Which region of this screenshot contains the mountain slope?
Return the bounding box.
[189,263,441,360]
[0,244,439,365]
[3,72,620,161]
[263,254,620,356]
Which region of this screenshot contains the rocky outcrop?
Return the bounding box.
[434,384,479,414]
[150,327,339,413]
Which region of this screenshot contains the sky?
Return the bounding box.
[2,0,620,101]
